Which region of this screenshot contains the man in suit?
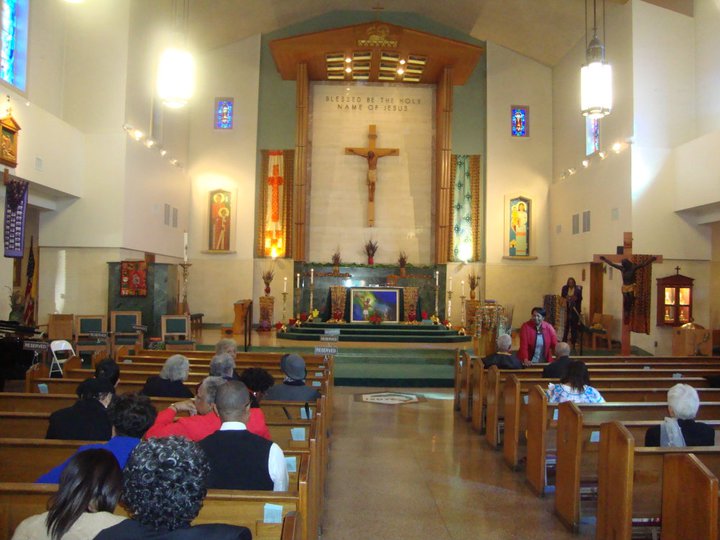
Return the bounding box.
[542,342,573,379]
[263,353,321,402]
[199,381,288,491]
[46,377,114,440]
[482,334,523,369]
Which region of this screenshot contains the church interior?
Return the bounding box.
[1,0,720,538]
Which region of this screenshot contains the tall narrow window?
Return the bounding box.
[0,0,27,91]
[585,117,599,155]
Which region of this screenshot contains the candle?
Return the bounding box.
[461,280,465,296]
[448,300,452,319]
[183,232,188,263]
[435,270,439,286]
[296,273,300,288]
[449,277,453,290]
[310,268,314,285]
[283,277,287,293]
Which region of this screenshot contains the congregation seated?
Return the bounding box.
[210,352,240,381]
[264,354,320,402]
[645,383,715,447]
[46,377,113,441]
[38,393,157,484]
[141,354,194,398]
[13,449,126,540]
[199,381,288,491]
[145,376,271,441]
[546,360,605,404]
[95,437,252,540]
[482,334,522,369]
[238,367,275,440]
[94,358,120,391]
[541,342,573,379]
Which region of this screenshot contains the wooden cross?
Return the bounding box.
[345,124,399,227]
[593,232,663,355]
[267,163,283,222]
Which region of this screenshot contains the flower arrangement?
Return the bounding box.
[364,239,379,265]
[368,313,383,325]
[331,249,341,266]
[299,312,308,322]
[262,269,274,296]
[421,310,428,320]
[398,251,408,267]
[468,271,479,300]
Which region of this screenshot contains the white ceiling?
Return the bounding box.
[187,0,599,67]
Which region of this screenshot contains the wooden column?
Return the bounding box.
[292,63,309,261]
[435,67,453,264]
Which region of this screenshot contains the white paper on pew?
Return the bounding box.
[643,366,650,370]
[312,381,321,387]
[300,407,313,419]
[285,456,297,472]
[291,427,306,441]
[37,383,48,394]
[553,409,559,421]
[263,503,283,524]
[590,431,600,443]
[523,395,529,405]
[315,371,323,376]
[123,359,133,363]
[673,373,683,379]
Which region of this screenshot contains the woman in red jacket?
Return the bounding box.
[518,307,558,366]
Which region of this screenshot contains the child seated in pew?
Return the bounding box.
[645,383,715,447]
[547,360,605,404]
[13,449,126,540]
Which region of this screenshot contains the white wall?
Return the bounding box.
[187,35,262,323]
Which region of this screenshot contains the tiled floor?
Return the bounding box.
[321,387,594,540]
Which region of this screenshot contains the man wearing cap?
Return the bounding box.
[199,381,288,491]
[263,353,321,402]
[46,377,114,441]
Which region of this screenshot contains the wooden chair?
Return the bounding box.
[74,315,108,360]
[590,313,613,349]
[161,314,195,351]
[109,311,142,357]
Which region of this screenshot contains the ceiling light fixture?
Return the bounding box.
[581,0,612,118]
[157,0,194,108]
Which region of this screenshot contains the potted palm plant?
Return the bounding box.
[364,239,378,265]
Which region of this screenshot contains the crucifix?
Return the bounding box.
[345,124,399,227]
[593,232,663,355]
[267,163,283,222]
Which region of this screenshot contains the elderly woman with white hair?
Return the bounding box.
[644,383,715,447]
[141,354,193,398]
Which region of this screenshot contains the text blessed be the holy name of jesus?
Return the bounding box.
[324,94,422,113]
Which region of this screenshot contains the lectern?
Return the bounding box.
[233,300,253,352]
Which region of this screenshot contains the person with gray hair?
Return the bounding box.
[209,352,237,381]
[215,338,238,356]
[141,354,193,398]
[199,381,288,491]
[645,383,715,447]
[542,342,573,379]
[482,333,522,369]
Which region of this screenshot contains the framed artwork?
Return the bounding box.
[120,261,147,296]
[511,106,529,137]
[350,288,399,323]
[506,195,534,258]
[0,115,20,168]
[209,190,231,252]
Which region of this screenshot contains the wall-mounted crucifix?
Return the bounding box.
[593,232,663,355]
[345,124,399,227]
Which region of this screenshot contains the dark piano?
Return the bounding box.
[0,320,43,389]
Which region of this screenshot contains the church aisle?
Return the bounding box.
[321,387,593,540]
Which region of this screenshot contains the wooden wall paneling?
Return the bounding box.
[435,67,453,264]
[293,63,309,261]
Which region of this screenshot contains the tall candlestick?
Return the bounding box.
[435,270,439,286]
[310,268,314,285]
[296,273,300,288]
[283,277,287,293]
[448,299,452,319]
[449,277,453,290]
[461,280,465,296]
[183,232,188,263]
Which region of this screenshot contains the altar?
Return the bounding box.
[323,286,423,323]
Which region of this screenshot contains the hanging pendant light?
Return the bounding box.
[581,0,612,118]
[157,0,194,108]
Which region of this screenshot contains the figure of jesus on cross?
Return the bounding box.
[345,124,399,227]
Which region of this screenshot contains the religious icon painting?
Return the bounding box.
[506,195,532,258]
[120,261,147,296]
[511,106,529,137]
[214,98,234,130]
[209,190,231,252]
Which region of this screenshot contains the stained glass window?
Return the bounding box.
[511,106,529,137]
[0,0,26,91]
[585,117,600,155]
[214,98,234,129]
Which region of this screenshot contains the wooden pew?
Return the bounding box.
[660,453,719,540]
[554,401,720,532]
[596,421,720,540]
[114,347,331,369]
[0,483,305,540]
[503,377,718,470]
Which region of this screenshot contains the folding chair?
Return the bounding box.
[49,340,75,377]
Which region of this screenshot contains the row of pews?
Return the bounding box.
[453,350,720,539]
[0,347,334,540]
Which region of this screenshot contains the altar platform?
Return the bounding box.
[277,322,472,343]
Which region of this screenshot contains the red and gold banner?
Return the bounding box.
[257,150,294,258]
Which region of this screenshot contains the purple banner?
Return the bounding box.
[4,177,28,258]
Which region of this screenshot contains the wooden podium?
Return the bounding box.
[232,299,253,352]
[672,324,712,356]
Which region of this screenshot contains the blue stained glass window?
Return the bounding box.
[215,98,234,129]
[511,106,529,137]
[0,0,26,91]
[586,117,600,155]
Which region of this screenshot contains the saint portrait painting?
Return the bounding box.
[209,190,231,251]
[508,196,531,257]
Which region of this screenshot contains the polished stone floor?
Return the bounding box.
[321,387,594,540]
